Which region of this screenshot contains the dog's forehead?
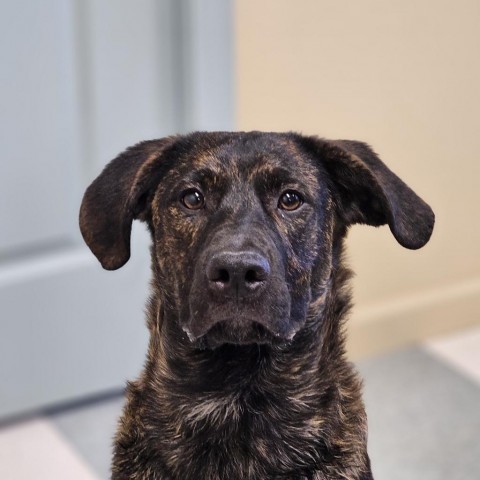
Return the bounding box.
[173,132,319,183]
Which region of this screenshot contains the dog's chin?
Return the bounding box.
[192,320,290,349]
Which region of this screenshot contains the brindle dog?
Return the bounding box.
[80,132,434,480]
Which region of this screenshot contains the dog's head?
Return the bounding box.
[80,132,434,348]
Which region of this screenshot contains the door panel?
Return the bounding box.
[81,0,181,171]
[0,0,79,254]
[0,227,150,417]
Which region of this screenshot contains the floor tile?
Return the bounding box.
[424,325,480,385]
[0,417,99,480]
[357,347,480,480]
[49,395,125,479]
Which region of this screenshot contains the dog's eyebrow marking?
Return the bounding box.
[251,165,316,198]
[250,165,297,183]
[181,167,222,187]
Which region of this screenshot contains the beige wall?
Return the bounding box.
[235,0,480,357]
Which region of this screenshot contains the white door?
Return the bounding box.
[0,0,233,419]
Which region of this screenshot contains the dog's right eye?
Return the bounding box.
[278,190,303,211]
[181,188,205,210]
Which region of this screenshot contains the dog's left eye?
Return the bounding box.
[278,190,303,211]
[181,188,205,210]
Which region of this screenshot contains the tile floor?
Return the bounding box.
[1,326,479,480]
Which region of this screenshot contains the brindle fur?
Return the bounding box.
[80,132,434,480]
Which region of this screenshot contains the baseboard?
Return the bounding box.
[346,276,480,360]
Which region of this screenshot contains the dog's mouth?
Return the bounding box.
[193,319,287,348]
[184,272,301,348]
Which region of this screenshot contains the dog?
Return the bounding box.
[80,131,434,480]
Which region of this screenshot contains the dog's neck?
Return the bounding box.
[120,248,369,479]
[146,243,348,394]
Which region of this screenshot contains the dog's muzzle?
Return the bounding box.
[184,242,293,346]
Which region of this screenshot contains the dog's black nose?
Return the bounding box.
[206,251,270,298]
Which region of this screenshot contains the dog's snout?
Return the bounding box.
[206,251,270,297]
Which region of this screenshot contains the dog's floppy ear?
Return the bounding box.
[79,136,178,270]
[299,136,434,249]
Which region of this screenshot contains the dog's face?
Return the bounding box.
[80,132,434,348]
[150,134,332,347]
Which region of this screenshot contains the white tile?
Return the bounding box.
[0,417,99,480]
[358,347,480,480]
[51,396,124,479]
[425,325,480,385]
